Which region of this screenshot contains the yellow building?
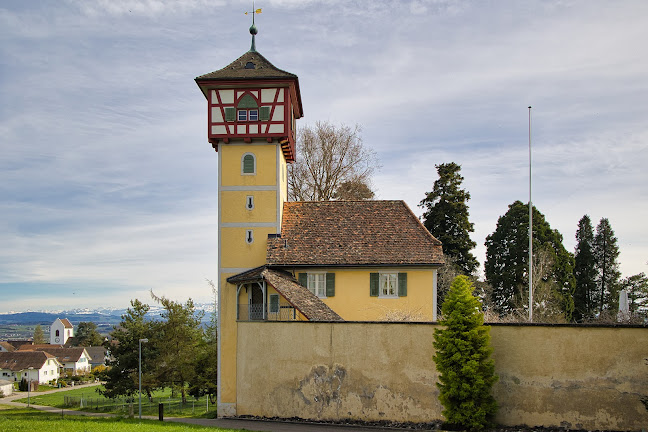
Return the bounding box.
[196,24,443,417]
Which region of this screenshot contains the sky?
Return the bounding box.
[1,0,647,313]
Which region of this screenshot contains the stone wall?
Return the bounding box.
[236,321,648,430]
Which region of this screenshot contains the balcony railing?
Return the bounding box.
[238,303,298,321]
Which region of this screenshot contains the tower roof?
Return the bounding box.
[196,50,297,81]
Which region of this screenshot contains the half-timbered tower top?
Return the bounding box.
[195,22,303,161]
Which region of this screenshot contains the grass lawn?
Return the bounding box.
[13,386,217,418]
[0,406,250,432]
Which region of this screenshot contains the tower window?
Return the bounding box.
[242,153,256,175]
[246,230,254,244]
[246,195,254,210]
[237,109,258,122]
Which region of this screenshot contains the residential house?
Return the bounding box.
[194,25,443,417]
[50,318,74,345]
[84,346,108,369]
[19,346,91,375]
[0,351,61,384]
[0,342,16,352]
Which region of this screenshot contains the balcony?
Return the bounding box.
[237,303,298,321]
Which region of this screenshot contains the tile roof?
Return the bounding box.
[26,347,89,363]
[0,351,57,371]
[0,342,16,352]
[60,318,73,328]
[266,200,444,267]
[227,266,343,322]
[196,50,297,81]
[19,344,63,351]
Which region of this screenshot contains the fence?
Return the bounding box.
[63,395,213,416]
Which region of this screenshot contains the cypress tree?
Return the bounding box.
[433,275,498,429]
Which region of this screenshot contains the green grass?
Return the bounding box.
[0,406,250,432]
[14,386,217,418]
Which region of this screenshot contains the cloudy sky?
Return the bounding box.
[1,0,647,313]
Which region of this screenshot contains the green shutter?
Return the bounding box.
[298,273,307,287]
[242,154,255,174]
[370,273,379,297]
[270,294,279,313]
[237,94,258,109]
[398,273,407,297]
[260,106,271,121]
[326,273,335,297]
[224,107,235,121]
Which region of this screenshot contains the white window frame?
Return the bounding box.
[237,110,247,121]
[246,195,254,210]
[379,273,398,298]
[248,109,259,121]
[307,272,327,298]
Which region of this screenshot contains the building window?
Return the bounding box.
[298,272,335,298]
[246,230,254,244]
[246,195,254,210]
[370,272,407,297]
[380,273,398,298]
[55,330,60,337]
[241,153,256,175]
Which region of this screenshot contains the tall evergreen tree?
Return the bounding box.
[593,218,621,313]
[101,299,156,399]
[484,201,575,317]
[433,275,498,429]
[621,273,648,314]
[573,215,597,321]
[419,162,478,275]
[150,292,204,404]
[73,322,104,346]
[32,324,45,344]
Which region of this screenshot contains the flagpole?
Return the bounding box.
[528,106,533,323]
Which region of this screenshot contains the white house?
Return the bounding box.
[0,351,61,384]
[50,318,74,345]
[25,347,92,375]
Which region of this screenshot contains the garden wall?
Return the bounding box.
[236,321,648,430]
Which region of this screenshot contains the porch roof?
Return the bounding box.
[227,266,343,322]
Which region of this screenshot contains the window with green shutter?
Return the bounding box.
[326,273,335,297]
[269,294,279,313]
[370,273,379,297]
[298,273,307,287]
[242,153,256,174]
[260,106,271,121]
[398,272,407,297]
[224,107,235,121]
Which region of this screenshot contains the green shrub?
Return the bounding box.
[18,378,28,392]
[433,275,498,430]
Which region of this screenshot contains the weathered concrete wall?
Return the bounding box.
[236,321,648,430]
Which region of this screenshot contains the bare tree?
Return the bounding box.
[288,121,378,201]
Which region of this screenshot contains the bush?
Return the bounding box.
[433,275,498,430]
[18,378,27,392]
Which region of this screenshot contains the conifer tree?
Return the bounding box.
[573,215,597,321]
[433,275,498,430]
[485,201,575,317]
[420,162,478,275]
[593,218,621,313]
[32,324,45,344]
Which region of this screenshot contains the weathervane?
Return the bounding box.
[245,3,262,52]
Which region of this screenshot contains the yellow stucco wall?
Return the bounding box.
[220,144,277,187]
[236,322,648,430]
[218,276,238,406]
[221,190,277,223]
[294,268,436,321]
[220,227,276,269]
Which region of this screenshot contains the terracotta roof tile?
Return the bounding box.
[0,342,16,352]
[28,347,88,362]
[61,318,73,328]
[0,351,57,371]
[267,201,444,267]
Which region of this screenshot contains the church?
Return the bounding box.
[195,18,444,416]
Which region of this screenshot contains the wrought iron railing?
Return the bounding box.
[238,304,298,321]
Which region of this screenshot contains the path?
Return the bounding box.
[1,384,436,431]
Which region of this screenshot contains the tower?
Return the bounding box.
[50,318,73,345]
[195,20,303,416]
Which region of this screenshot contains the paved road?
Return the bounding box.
[1,384,436,431]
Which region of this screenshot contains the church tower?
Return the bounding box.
[195,19,303,416]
